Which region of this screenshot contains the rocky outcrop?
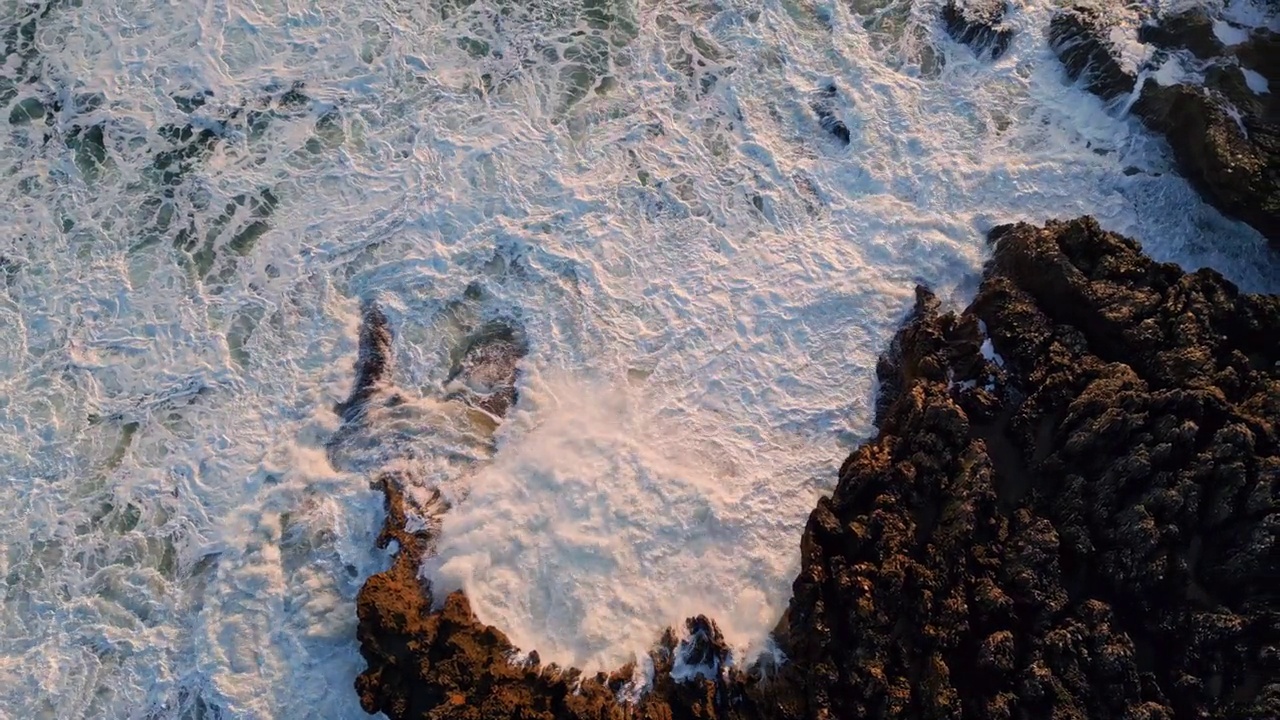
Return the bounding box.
[1132,71,1277,250]
[352,218,1280,718]
[942,0,1015,61]
[1136,8,1223,60]
[347,304,793,719]
[1048,6,1138,102]
[779,217,1280,719]
[442,322,525,419]
[1235,28,1279,86]
[1048,5,1280,248]
[334,302,398,422]
[810,83,851,147]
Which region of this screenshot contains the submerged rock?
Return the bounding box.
[0,254,20,288]
[334,302,397,422]
[352,219,1280,718]
[1048,4,1280,248]
[443,322,526,419]
[810,83,850,146]
[942,0,1015,61]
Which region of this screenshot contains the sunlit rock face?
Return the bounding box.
[348,217,1280,719]
[780,217,1280,720]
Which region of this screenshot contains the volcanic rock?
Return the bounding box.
[1047,6,1137,102]
[352,218,1280,719]
[334,302,397,422]
[1236,28,1280,85]
[1137,9,1223,60]
[777,217,1280,719]
[443,322,526,419]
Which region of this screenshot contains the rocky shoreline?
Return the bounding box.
[348,216,1279,719]
[347,5,1280,717]
[1048,3,1279,248]
[943,1,1278,246]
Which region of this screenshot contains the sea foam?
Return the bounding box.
[1,0,1277,717]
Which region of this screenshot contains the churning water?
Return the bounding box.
[1,0,1277,717]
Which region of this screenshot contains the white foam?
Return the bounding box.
[1152,55,1200,86]
[426,371,825,670]
[1242,67,1271,93]
[1220,0,1280,32]
[670,633,725,683]
[3,0,1279,717]
[1213,19,1251,45]
[981,339,1005,366]
[1110,22,1155,78]
[616,653,655,703]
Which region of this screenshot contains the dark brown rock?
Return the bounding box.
[334,301,396,422]
[810,83,850,147]
[1137,9,1223,60]
[353,219,1280,719]
[1048,5,1280,248]
[942,0,1015,61]
[1132,75,1278,251]
[1236,28,1280,85]
[777,217,1280,719]
[1048,6,1137,102]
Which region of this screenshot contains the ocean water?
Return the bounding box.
[1,0,1277,717]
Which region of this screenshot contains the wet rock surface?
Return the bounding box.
[1047,6,1138,102]
[1048,4,1280,248]
[779,217,1280,719]
[352,218,1280,718]
[1136,8,1223,60]
[442,323,526,419]
[334,302,398,422]
[810,83,851,147]
[942,0,1015,61]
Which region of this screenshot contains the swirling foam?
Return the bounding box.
[1,0,1276,717]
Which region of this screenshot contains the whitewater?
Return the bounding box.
[1,0,1277,717]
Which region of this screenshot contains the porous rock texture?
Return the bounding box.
[1049,4,1280,248]
[353,217,1280,719]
